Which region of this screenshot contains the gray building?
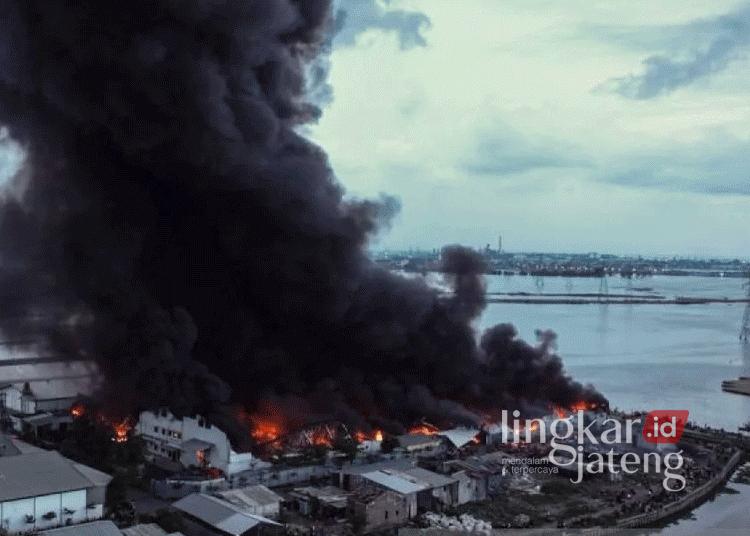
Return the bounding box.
[0,435,111,534]
[359,467,459,511]
[214,485,283,519]
[172,493,280,536]
[348,486,411,532]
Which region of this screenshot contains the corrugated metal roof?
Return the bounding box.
[396,434,443,449]
[439,428,480,449]
[401,467,456,488]
[0,450,110,501]
[361,470,427,494]
[39,520,122,536]
[362,467,457,496]
[73,462,113,488]
[121,523,186,536]
[216,484,283,509]
[339,458,416,476]
[173,493,280,536]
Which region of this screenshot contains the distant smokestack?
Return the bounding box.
[498,235,502,253]
[0,1,606,448]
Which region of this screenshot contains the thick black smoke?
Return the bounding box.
[0,1,605,448]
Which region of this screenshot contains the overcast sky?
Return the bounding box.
[309,0,750,258]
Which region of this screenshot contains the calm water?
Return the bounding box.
[479,275,750,430]
[477,274,750,533]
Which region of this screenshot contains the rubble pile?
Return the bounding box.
[422,512,492,533]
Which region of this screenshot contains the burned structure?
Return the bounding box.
[0,1,606,449]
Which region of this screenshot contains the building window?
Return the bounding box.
[385,511,388,520]
[154,426,158,433]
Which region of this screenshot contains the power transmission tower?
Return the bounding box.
[598,267,608,302]
[535,275,544,291]
[741,276,750,341]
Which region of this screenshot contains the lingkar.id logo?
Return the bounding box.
[500,409,688,491]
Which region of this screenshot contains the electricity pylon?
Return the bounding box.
[741,276,750,341]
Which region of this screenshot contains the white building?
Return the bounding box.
[0,437,111,534]
[0,379,92,416]
[137,410,254,476]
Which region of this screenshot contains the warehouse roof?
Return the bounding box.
[0,450,111,502]
[39,520,122,536]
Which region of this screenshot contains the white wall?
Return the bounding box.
[138,410,252,475]
[0,489,88,534]
[227,451,254,475]
[0,386,35,415]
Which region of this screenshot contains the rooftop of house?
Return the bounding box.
[361,467,457,495]
[216,484,283,509]
[173,493,281,536]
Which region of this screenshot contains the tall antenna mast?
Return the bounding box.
[741,274,750,341]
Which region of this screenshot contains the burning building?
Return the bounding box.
[136,409,255,476]
[0,1,607,450]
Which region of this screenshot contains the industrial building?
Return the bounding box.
[0,435,111,534]
[136,410,254,476]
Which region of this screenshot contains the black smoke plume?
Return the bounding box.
[0,1,605,449]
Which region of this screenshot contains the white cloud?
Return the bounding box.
[307,0,750,257]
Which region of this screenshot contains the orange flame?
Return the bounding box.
[407,422,439,435]
[93,412,133,442]
[233,404,288,444]
[553,400,601,418]
[70,403,85,419]
[111,421,132,443]
[251,419,283,443]
[353,430,384,443]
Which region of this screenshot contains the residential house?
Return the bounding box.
[338,459,417,491]
[287,486,349,518]
[358,467,458,512]
[348,486,411,532]
[214,485,283,519]
[171,493,280,536]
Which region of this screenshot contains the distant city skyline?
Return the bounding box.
[370,244,750,262]
[309,0,750,259]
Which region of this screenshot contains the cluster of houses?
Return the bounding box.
[0,347,686,536]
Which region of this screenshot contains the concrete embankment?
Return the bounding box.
[722,377,750,396]
[486,297,749,305]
